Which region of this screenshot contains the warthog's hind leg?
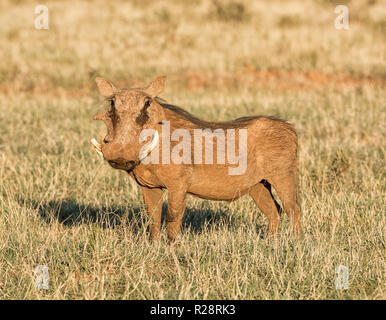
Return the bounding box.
[270,173,302,236]
[249,181,281,235]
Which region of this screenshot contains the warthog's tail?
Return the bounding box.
[295,166,300,207]
[294,148,300,207]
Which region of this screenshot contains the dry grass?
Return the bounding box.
[0,0,385,299]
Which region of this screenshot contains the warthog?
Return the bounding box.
[92,76,301,241]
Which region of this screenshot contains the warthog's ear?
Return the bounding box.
[95,77,116,97]
[144,76,166,98]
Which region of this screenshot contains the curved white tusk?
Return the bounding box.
[139,130,159,161]
[90,138,103,157]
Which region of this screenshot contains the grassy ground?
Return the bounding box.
[0,0,385,299]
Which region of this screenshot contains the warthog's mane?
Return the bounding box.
[159,102,295,132]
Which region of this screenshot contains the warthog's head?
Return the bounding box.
[93,76,166,171]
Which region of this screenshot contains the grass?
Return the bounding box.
[0,0,385,299]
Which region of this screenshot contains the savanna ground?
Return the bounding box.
[0,0,385,299]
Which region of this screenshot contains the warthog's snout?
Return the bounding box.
[101,142,137,170]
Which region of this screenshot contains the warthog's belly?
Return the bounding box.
[187,166,260,201]
[187,187,251,201]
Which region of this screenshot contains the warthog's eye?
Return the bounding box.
[144,97,151,109]
[106,96,115,109]
[135,97,152,126]
[106,97,115,117]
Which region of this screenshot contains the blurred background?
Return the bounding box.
[0,0,385,94]
[0,0,384,299]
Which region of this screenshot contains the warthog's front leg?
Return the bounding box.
[166,190,187,243]
[141,187,163,240]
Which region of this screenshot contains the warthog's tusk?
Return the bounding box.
[139,130,159,161]
[90,138,103,157]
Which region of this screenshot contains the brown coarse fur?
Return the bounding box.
[93,76,301,242]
